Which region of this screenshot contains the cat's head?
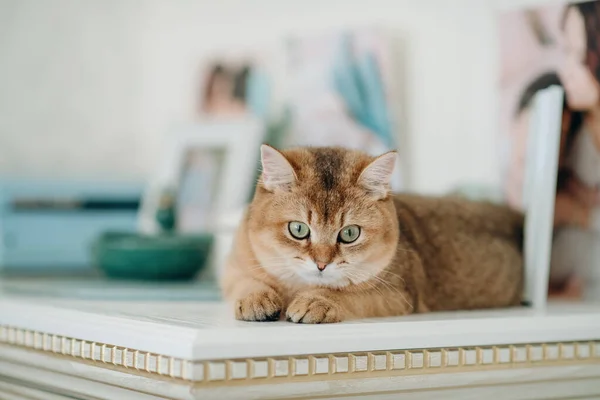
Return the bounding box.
[247,145,399,288]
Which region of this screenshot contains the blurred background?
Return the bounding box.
[0,0,556,298]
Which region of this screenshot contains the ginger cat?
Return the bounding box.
[220,145,524,323]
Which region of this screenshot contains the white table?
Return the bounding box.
[1,294,600,399]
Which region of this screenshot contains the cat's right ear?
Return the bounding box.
[260,144,296,192]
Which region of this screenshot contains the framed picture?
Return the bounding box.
[499,1,600,301]
[284,28,405,190]
[521,86,564,308]
[197,56,271,120]
[138,118,264,275]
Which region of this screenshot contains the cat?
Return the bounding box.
[551,128,600,300]
[220,145,524,323]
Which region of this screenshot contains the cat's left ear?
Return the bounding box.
[260,144,297,192]
[358,151,397,199]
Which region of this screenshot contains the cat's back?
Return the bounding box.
[390,193,524,311]
[392,193,523,236]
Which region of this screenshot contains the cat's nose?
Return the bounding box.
[316,262,328,271]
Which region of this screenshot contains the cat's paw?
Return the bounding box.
[235,289,283,322]
[286,293,342,324]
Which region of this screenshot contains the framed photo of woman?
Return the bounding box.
[499,0,600,302]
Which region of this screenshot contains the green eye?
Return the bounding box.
[288,221,310,240]
[339,225,361,244]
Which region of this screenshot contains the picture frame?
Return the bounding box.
[499,2,600,303]
[522,86,563,308]
[284,27,405,191]
[137,117,265,276]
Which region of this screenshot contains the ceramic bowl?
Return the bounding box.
[93,232,214,281]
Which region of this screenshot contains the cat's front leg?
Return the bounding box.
[286,291,344,324]
[286,286,415,324]
[222,269,283,321]
[221,253,284,322]
[235,281,284,322]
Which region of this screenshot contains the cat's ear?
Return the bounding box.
[260,144,297,192]
[358,151,397,199]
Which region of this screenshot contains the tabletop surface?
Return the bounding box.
[2,285,600,361]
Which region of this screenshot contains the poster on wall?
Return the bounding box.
[284,28,405,190]
[499,1,600,301]
[196,56,271,119]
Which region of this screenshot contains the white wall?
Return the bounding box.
[0,0,554,194]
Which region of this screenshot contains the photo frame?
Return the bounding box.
[522,86,564,308]
[138,117,264,275]
[198,59,270,120]
[499,2,600,302]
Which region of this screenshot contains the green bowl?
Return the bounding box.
[93,232,214,281]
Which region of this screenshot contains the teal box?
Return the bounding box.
[0,180,143,273]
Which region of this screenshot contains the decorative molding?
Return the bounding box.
[1,325,600,387]
[0,325,197,381]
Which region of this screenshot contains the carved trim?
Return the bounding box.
[1,325,600,387]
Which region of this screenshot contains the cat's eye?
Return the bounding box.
[288,221,310,240]
[338,225,361,244]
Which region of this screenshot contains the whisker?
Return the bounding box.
[344,267,413,311]
[369,275,413,310]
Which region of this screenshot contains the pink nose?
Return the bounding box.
[316,262,327,271]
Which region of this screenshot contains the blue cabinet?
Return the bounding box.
[0,180,143,273]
